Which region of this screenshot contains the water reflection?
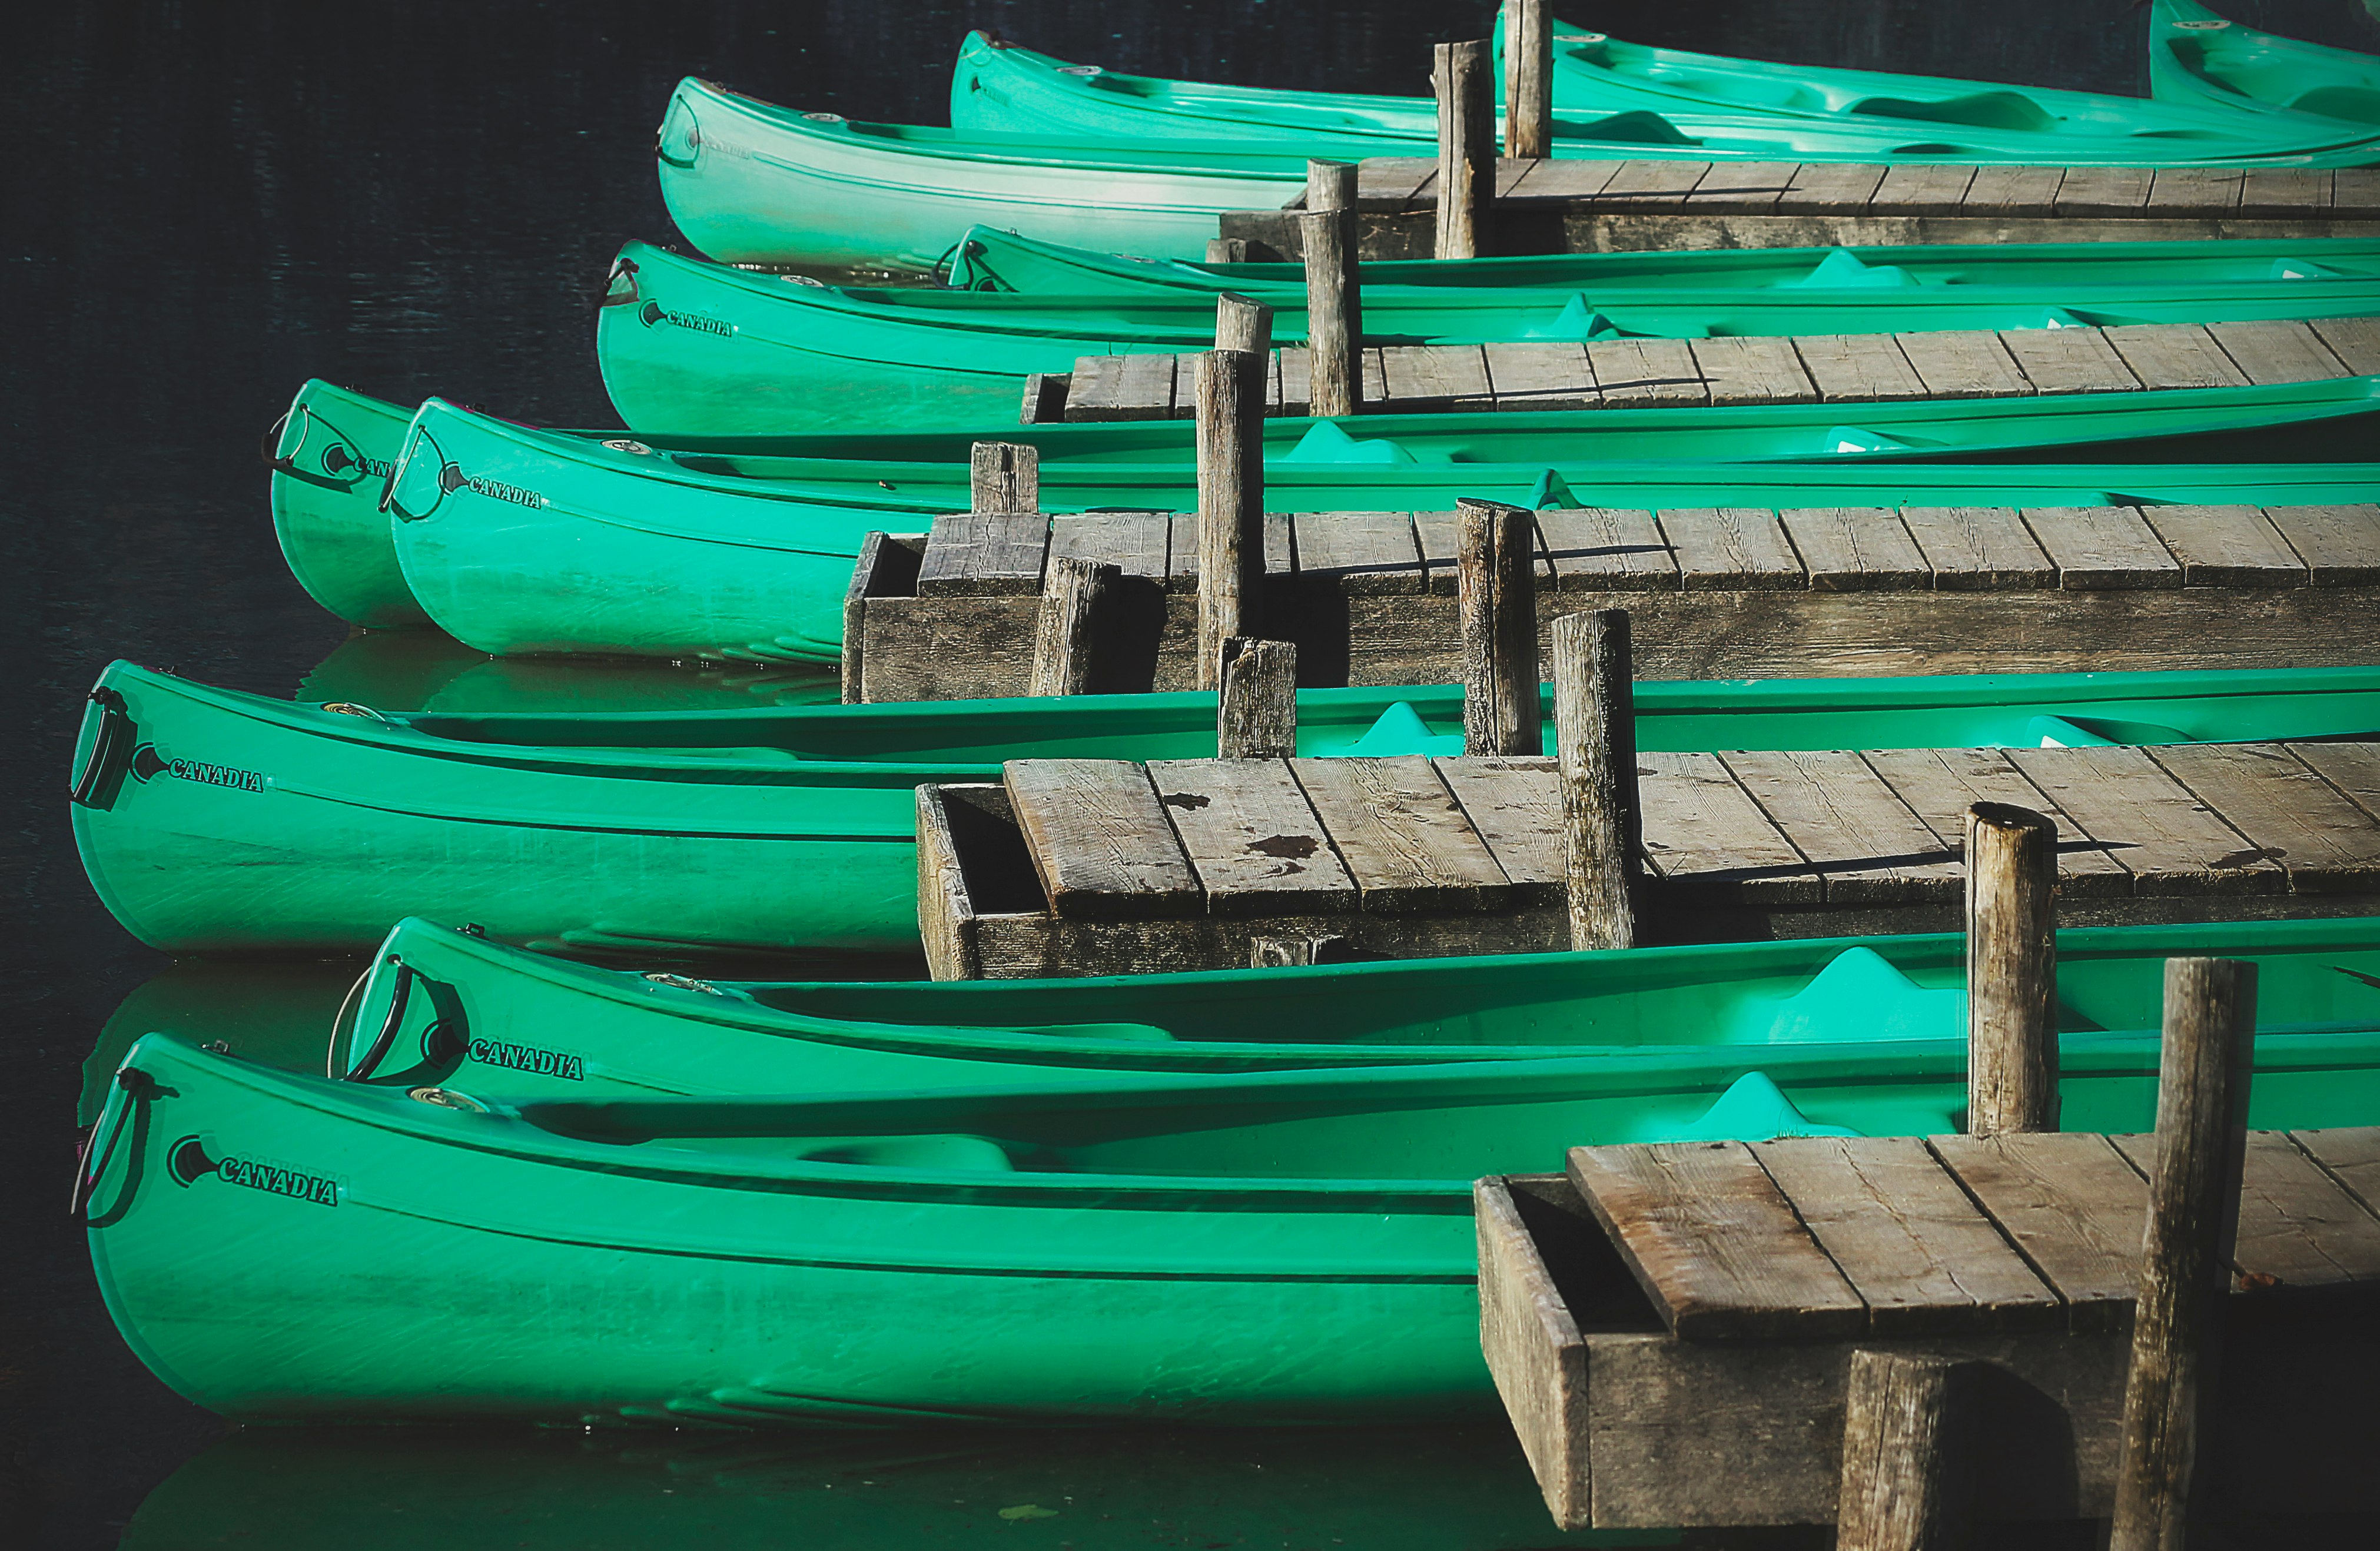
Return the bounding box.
[81,959,362,1126]
[300,628,839,713]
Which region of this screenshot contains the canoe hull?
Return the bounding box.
[268,382,426,627]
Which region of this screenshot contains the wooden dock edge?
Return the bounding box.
[842,532,923,704]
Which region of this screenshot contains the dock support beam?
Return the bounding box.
[1214,291,1274,357]
[1195,347,1267,689]
[2112,956,2258,1551]
[1552,609,1638,951]
[1456,498,1541,756]
[1835,1350,1971,1551]
[1504,0,1553,160]
[1028,556,1117,698]
[1964,802,2060,1137]
[1217,637,1297,759]
[1433,39,1492,260]
[970,441,1038,514]
[1303,160,1362,418]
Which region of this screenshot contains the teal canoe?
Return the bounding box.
[603,237,2380,434]
[2150,1,2380,129]
[957,25,2380,168]
[68,657,2380,955]
[272,380,2380,660]
[82,918,2380,1423]
[268,384,422,627]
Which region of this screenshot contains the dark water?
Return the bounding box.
[8,1,2380,1544]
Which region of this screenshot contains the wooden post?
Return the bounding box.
[1551,609,1638,951]
[1214,291,1273,356]
[1433,39,1492,260]
[1217,637,1296,759]
[1835,1351,1972,1551]
[1964,801,2060,1138]
[1204,237,1251,264]
[1250,933,1343,968]
[1456,498,1540,756]
[1302,160,1362,419]
[2111,957,2258,1551]
[970,441,1037,513]
[1503,0,1554,160]
[1195,349,1266,689]
[1027,556,1117,698]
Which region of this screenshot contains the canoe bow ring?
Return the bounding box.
[69,1067,160,1219]
[319,702,393,722]
[70,687,135,808]
[329,954,414,1082]
[644,971,726,995]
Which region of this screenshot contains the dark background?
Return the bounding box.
[6,2,2378,1543]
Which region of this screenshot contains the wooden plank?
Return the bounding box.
[1636,750,1822,905]
[1753,1136,2061,1334]
[1002,759,1200,918]
[1588,160,1710,210]
[1860,746,2132,897]
[1278,347,1385,417]
[1689,335,1817,406]
[1288,755,1511,911]
[1472,1177,1592,1532]
[1683,161,1798,212]
[1353,157,1436,207]
[1898,505,2057,590]
[2208,319,2349,385]
[2331,168,2380,215]
[1288,511,1421,595]
[2145,165,2243,212]
[1959,165,2063,216]
[1658,507,1804,590]
[1048,510,1170,579]
[1483,341,1598,411]
[1772,161,1887,214]
[2000,328,2140,395]
[2021,506,2183,590]
[1538,507,1677,591]
[1143,758,1356,916]
[2263,503,2380,584]
[1377,344,1493,411]
[2285,743,2380,827]
[1503,157,1625,201]
[2112,1131,2380,1296]
[2307,315,2380,374]
[1582,337,1705,407]
[1719,749,1961,905]
[915,510,1048,595]
[1432,755,1565,906]
[1793,333,1927,403]
[2102,323,2249,390]
[1566,1140,1867,1340]
[2053,167,2153,215]
[1777,508,1927,591]
[1928,1131,2147,1329]
[2003,745,2285,896]
[1895,330,2032,400]
[2147,742,2380,891]
[1067,351,1176,420]
[2136,505,2305,587]
[1868,164,1976,215]
[1165,511,1292,589]
[2292,1127,2380,1221]
[2235,168,2331,217]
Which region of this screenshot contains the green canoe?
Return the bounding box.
[81,919,2380,1423]
[68,657,2380,955]
[2151,1,2380,129]
[603,237,2380,434]
[941,222,2380,299]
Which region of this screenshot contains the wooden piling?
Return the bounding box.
[1214,291,1274,356]
[1250,932,1344,969]
[1964,801,2060,1138]
[1303,160,1363,418]
[1217,637,1297,759]
[1835,1351,1971,1551]
[1195,349,1267,689]
[1503,0,1553,160]
[969,441,1038,513]
[2110,956,2258,1551]
[1027,556,1116,698]
[1456,499,1541,756]
[1205,237,1252,264]
[1551,609,1639,951]
[1433,39,1492,260]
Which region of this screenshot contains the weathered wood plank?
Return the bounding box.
[2307,315,2380,374]
[2208,319,2351,385]
[1589,160,1710,210]
[1067,351,1177,420]
[916,510,1049,595]
[1868,164,1976,215]
[1048,510,1170,579]
[1773,161,1887,214]
[1378,344,1493,411]
[1583,337,1706,406]
[2292,1126,2380,1221]
[1861,746,2132,897]
[2285,743,2380,828]
[1289,510,1422,595]
[1928,1131,2148,1329]
[1691,335,1817,406]
[1504,158,1625,201]
[1483,341,1598,411]
[1473,1176,1593,1532]
[1538,506,1677,591]
[2136,505,2305,587]
[1753,1136,2062,1334]
[2235,168,2331,218]
[2145,166,2243,212]
[1778,508,1927,591]
[1684,161,1800,212]
[1354,157,1436,207]
[2053,167,2154,215]
[1959,164,2064,216]
[2021,506,2183,590]
[2332,168,2380,215]
[1166,512,1293,589]
[2148,742,2380,891]
[1143,757,1356,916]
[2262,503,2380,584]
[2112,1130,2380,1296]
[1794,334,1927,403]
[2103,323,2250,391]
[1720,748,1962,904]
[1566,1140,1868,1340]
[1635,749,1822,905]
[1898,506,2058,590]
[1433,755,1565,906]
[1289,755,1511,911]
[1896,330,2033,400]
[1278,346,1384,417]
[2000,328,2140,395]
[1002,759,1201,918]
[2003,745,2285,896]
[1658,507,1804,590]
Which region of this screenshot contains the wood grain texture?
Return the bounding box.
[1433,756,1564,906]
[1216,637,1299,760]
[1636,749,1821,905]
[2261,503,2380,584]
[1582,337,1705,406]
[2021,506,2183,590]
[1289,510,1420,595]
[1473,1176,1592,1532]
[2006,745,2285,897]
[1862,747,2129,898]
[2136,505,2304,587]
[1964,801,2062,1138]
[914,783,985,982]
[1780,508,1927,591]
[1794,334,1927,403]
[2284,742,2380,826]
[1659,507,1804,590]
[1721,749,1960,904]
[1065,351,1176,420]
[2208,319,2350,385]
[1027,556,1115,697]
[1552,608,1639,949]
[969,441,1040,512]
[916,510,1048,595]
[2308,315,2380,374]
[1929,1131,2148,1329]
[1289,754,1511,911]
[1002,759,1200,919]
[1458,499,1542,756]
[1960,165,2063,215]
[1896,330,2032,400]
[1589,159,1710,210]
[1774,161,1886,213]
[2236,168,2331,217]
[2111,1131,2380,1297]
[2053,166,2153,215]
[2147,742,2380,892]
[2103,323,2249,391]
[1483,341,1598,411]
[2000,328,2140,396]
[2145,166,2242,212]
[1898,505,2057,590]
[1868,164,1976,214]
[1195,347,1267,686]
[1048,510,1171,579]
[1146,756,1353,915]
[1432,39,1491,259]
[1538,507,1677,590]
[1691,334,1818,406]
[2292,1126,2380,1221]
[1835,1350,1974,1551]
[1379,344,1493,410]
[1685,160,1798,212]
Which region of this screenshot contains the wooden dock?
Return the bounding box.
[915,741,2380,978]
[1476,1125,2380,1529]
[1043,315,2380,423]
[1219,157,2380,263]
[843,500,2380,702]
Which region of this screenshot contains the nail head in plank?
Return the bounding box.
[1584,337,1706,407]
[917,510,1050,595]
[1589,160,1711,210]
[1636,749,1822,905]
[1288,511,1422,595]
[1144,758,1356,916]
[2235,167,2332,217]
[1658,507,1804,590]
[1289,755,1511,912]
[2145,166,2243,212]
[2207,319,2349,386]
[2021,506,2183,590]
[2000,328,2140,396]
[1689,335,1817,406]
[1868,164,1977,215]
[2052,165,2153,215]
[2136,504,2305,587]
[1861,746,2132,898]
[2003,745,2285,896]
[2102,323,2249,391]
[2307,315,2380,375]
[1377,343,1493,411]
[2262,504,2380,584]
[1483,341,1598,411]
[1928,1131,2147,1329]
[1752,1136,2061,1334]
[1959,164,2063,215]
[1002,759,1201,918]
[2292,1126,2380,1221]
[1049,510,1170,580]
[2147,742,2380,891]
[1793,334,1928,403]
[1774,161,1886,214]
[2112,1131,2380,1294]
[1895,331,2032,400]
[1432,755,1565,906]
[1778,508,1927,591]
[1566,1140,1868,1340]
[1720,748,1961,905]
[1537,506,1678,591]
[1898,505,2057,590]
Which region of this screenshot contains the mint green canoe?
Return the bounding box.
[958,24,2380,167]
[68,657,2380,955]
[602,236,2380,434]
[2151,1,2380,128]
[81,918,2380,1423]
